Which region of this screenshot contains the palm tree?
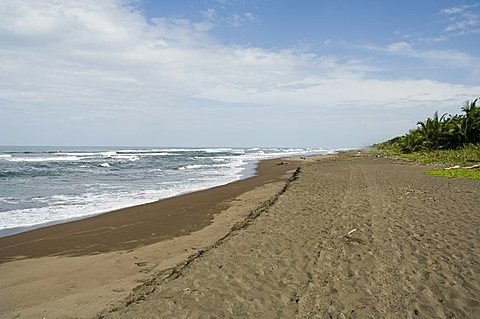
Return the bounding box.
[381,97,480,154]
[417,111,448,150]
[443,114,464,149]
[399,130,423,153]
[460,98,480,145]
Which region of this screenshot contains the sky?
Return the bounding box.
[0,1,479,148]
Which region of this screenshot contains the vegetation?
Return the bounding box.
[375,144,480,164]
[376,98,480,154]
[374,98,480,179]
[425,168,480,180]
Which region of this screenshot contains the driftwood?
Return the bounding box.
[444,164,479,170]
[464,164,480,169]
[347,228,357,235]
[444,165,461,170]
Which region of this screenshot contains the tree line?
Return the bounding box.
[377,98,480,153]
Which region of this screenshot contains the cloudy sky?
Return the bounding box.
[1,1,479,148]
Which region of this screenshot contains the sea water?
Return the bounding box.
[0,146,334,236]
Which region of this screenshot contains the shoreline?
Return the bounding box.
[0,159,260,239]
[0,157,306,263]
[0,155,323,318]
[3,151,477,318]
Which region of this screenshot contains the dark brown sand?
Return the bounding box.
[98,153,480,319]
[0,157,302,318]
[1,152,479,319]
[0,158,296,263]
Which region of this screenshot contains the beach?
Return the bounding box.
[1,152,479,318]
[0,156,303,318]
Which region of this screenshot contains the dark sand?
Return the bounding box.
[0,158,297,263]
[98,152,480,319]
[0,157,302,318]
[1,152,480,318]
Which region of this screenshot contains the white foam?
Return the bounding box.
[134,152,171,156]
[101,151,118,157]
[212,159,245,168]
[0,154,12,159]
[178,164,208,170]
[115,150,174,155]
[60,151,171,158]
[0,192,163,230]
[146,148,234,153]
[99,162,111,167]
[7,156,81,162]
[203,148,233,153]
[0,174,245,231]
[55,152,141,161]
[0,197,18,204]
[113,155,139,161]
[60,152,105,156]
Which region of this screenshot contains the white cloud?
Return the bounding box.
[417,35,448,44]
[225,13,242,27]
[198,78,479,110]
[444,15,479,33]
[387,41,412,53]
[370,41,480,73]
[201,8,216,21]
[244,12,254,21]
[225,12,256,27]
[0,0,478,146]
[440,4,480,35]
[194,8,216,31]
[440,4,478,15]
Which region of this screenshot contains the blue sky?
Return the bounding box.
[0,1,479,147]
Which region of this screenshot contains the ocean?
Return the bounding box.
[0,146,334,237]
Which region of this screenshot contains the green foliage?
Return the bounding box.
[425,168,480,180]
[377,98,480,155]
[375,144,480,164]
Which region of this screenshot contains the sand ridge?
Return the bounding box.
[98,153,480,318]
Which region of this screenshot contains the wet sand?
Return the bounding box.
[2,152,480,318]
[0,158,299,263]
